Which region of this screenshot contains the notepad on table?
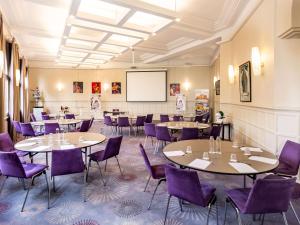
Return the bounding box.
[240,147,263,152]
[164,151,185,157]
[31,145,50,152]
[82,140,99,145]
[229,162,258,173]
[188,159,211,170]
[15,142,37,148]
[248,156,278,165]
[60,144,76,150]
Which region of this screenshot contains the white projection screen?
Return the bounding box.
[126,71,167,102]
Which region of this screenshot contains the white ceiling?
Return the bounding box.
[0,0,261,69]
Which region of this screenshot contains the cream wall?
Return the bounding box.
[219,0,300,160]
[28,66,211,119]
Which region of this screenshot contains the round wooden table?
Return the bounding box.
[156,121,210,130]
[163,140,279,186]
[15,132,106,166]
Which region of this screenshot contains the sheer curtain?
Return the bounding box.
[0,13,4,133]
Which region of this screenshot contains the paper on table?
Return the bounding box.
[240,147,263,152]
[164,151,185,157]
[188,159,211,170]
[229,162,258,173]
[82,140,99,145]
[60,144,76,150]
[15,142,37,148]
[248,156,278,165]
[31,145,50,152]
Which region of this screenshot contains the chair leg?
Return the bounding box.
[44,171,50,209]
[0,176,8,195]
[261,214,265,225]
[144,136,148,147]
[83,170,87,202]
[115,156,123,176]
[144,175,151,192]
[178,199,183,212]
[164,195,171,225]
[207,203,212,225]
[223,199,228,225]
[148,179,165,210]
[282,212,289,225]
[215,197,219,225]
[21,178,32,212]
[233,207,242,225]
[96,161,106,186]
[290,201,300,224]
[86,160,91,182]
[53,176,56,192]
[105,160,108,171]
[21,178,27,190]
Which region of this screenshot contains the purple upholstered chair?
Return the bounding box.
[41,114,50,120]
[173,115,183,121]
[155,126,176,153]
[224,175,296,225]
[272,140,300,176]
[194,114,204,123]
[89,117,94,130]
[160,114,169,122]
[132,116,146,136]
[87,136,123,185]
[44,123,60,135]
[104,115,117,134]
[145,114,153,123]
[51,148,86,203]
[117,117,131,136]
[0,132,29,158]
[139,144,166,209]
[64,113,75,119]
[41,112,47,116]
[78,119,91,132]
[20,123,44,137]
[13,120,22,139]
[0,152,49,212]
[144,123,156,147]
[200,124,222,140]
[203,112,210,123]
[180,127,199,140]
[30,113,36,122]
[164,164,217,225]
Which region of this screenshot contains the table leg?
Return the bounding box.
[228,124,231,141]
[85,148,87,168]
[222,124,225,140]
[243,175,246,188]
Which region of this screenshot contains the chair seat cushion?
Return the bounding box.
[16,150,29,157]
[226,188,251,213]
[35,132,44,136]
[272,162,297,176]
[23,163,47,178]
[201,182,217,206]
[89,150,105,162]
[292,183,300,199]
[151,164,166,179]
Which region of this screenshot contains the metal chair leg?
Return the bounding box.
[223,199,228,225]
[83,170,87,202]
[207,203,212,225]
[21,178,32,212]
[144,175,151,192]
[178,199,183,212]
[148,179,165,209]
[215,197,219,225]
[96,161,106,186]
[144,136,148,148]
[86,160,91,182]
[282,212,289,225]
[115,156,123,176]
[164,195,171,225]
[0,176,8,194]
[44,171,50,209]
[261,214,265,225]
[290,201,300,224]
[104,160,108,171]
[233,207,242,225]
[52,176,56,192]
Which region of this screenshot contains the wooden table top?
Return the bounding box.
[31,119,82,126]
[156,121,210,130]
[163,140,278,175]
[15,132,106,153]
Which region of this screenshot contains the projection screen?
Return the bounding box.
[126,70,167,102]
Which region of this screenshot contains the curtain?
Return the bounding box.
[20,57,28,122]
[0,13,4,133]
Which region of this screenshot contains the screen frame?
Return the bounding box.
[126,70,167,102]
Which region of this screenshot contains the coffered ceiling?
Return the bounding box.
[0,0,262,68]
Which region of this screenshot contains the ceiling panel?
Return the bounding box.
[65,38,98,50]
[69,26,107,42]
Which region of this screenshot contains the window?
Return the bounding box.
[4,41,12,116]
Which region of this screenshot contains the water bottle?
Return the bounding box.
[209,136,215,154]
[216,137,222,154]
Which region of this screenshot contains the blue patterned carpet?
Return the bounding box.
[0,121,299,225]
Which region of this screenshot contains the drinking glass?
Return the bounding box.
[209,136,215,154]
[186,145,192,154]
[230,153,237,162]
[56,128,60,134]
[203,152,209,160]
[244,147,251,156]
[215,137,222,154]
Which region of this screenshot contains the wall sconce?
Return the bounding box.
[251,47,263,76]
[183,81,191,91]
[56,82,64,92]
[15,69,20,86]
[228,65,235,84]
[213,76,218,87]
[25,76,28,90]
[103,83,109,92]
[0,50,3,78]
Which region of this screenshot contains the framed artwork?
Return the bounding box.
[91,82,101,94]
[170,83,180,96]
[215,80,220,95]
[112,82,121,94]
[73,81,83,93]
[239,61,251,102]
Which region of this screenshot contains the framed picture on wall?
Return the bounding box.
[215,80,220,95]
[91,82,101,94]
[112,82,121,94]
[239,61,251,102]
[170,83,180,96]
[73,81,83,93]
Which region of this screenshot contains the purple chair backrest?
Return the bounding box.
[0,152,26,178]
[209,124,222,139]
[44,123,60,135]
[165,164,207,207]
[13,121,22,134]
[89,117,94,129]
[104,116,113,126]
[155,126,171,142]
[65,114,75,119]
[51,148,84,176]
[30,113,36,122]
[135,116,146,126]
[42,115,50,120]
[194,115,203,123]
[181,127,199,140]
[139,144,154,176]
[20,123,36,137]
[160,115,169,122]
[244,177,296,214]
[102,136,123,160]
[144,123,156,137]
[145,114,153,123]
[0,132,14,152]
[173,115,183,121]
[118,117,130,127]
[279,140,300,175]
[41,112,47,116]
[203,113,210,123]
[79,119,91,132]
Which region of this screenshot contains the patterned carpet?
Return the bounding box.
[0,121,299,225]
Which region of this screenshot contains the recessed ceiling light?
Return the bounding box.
[175,17,181,22]
[152,32,156,36]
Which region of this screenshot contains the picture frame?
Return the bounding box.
[239,61,251,102]
[112,82,121,94]
[91,82,101,94]
[170,83,180,96]
[73,81,83,93]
